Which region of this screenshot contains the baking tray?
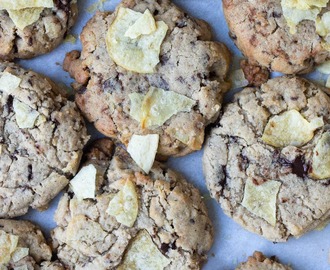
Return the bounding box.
[18,0,330,269]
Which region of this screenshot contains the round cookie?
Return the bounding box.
[222,0,330,74]
[64,0,230,158]
[0,219,64,269]
[236,251,292,270]
[0,62,89,218]
[0,0,78,60]
[203,76,330,242]
[52,138,213,269]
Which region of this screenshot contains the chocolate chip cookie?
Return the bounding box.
[223,0,330,74]
[203,76,330,241]
[52,138,213,269]
[64,0,230,158]
[0,219,64,269]
[236,251,292,270]
[0,62,89,218]
[0,0,78,60]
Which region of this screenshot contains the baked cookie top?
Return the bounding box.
[52,138,213,269]
[223,0,330,74]
[0,219,64,269]
[203,76,330,241]
[236,251,292,270]
[0,0,78,60]
[64,0,230,158]
[0,62,89,218]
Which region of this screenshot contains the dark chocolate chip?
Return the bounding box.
[6,95,13,113]
[161,243,170,253]
[77,86,87,95]
[160,54,169,65]
[239,155,249,171]
[292,156,308,178]
[171,240,177,250]
[67,191,74,199]
[28,164,33,181]
[272,11,282,18]
[175,20,187,28]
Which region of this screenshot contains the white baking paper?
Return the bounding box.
[18,1,330,269]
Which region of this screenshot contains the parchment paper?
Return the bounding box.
[18,0,330,269]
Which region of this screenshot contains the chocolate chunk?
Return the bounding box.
[291,156,308,178]
[160,243,170,253]
[28,164,33,181]
[6,95,13,113]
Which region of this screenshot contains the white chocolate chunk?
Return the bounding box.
[281,0,320,34]
[64,34,77,44]
[127,134,159,174]
[310,132,330,179]
[106,7,168,73]
[118,230,170,270]
[282,0,328,10]
[316,11,330,50]
[8,8,43,30]
[166,126,204,150]
[316,12,330,37]
[13,99,40,129]
[125,9,156,39]
[242,178,281,226]
[326,75,330,88]
[316,60,330,74]
[129,92,145,121]
[0,230,19,265]
[11,247,29,262]
[262,110,324,148]
[0,0,54,10]
[129,87,195,128]
[0,72,22,94]
[107,179,139,227]
[70,164,97,201]
[229,69,249,89]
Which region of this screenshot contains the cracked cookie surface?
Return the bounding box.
[223,0,330,74]
[0,0,78,60]
[0,62,89,218]
[0,219,64,269]
[64,0,230,158]
[203,76,330,242]
[52,138,213,269]
[236,251,292,270]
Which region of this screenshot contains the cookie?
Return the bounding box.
[223,0,330,74]
[203,76,330,242]
[0,0,78,60]
[52,138,213,269]
[236,251,292,270]
[0,62,89,218]
[0,219,64,269]
[64,0,230,158]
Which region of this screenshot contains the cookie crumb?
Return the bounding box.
[240,59,270,87]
